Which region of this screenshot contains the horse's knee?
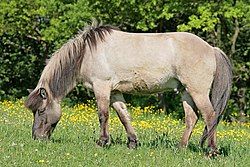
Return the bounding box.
[98,106,109,119]
[112,101,127,113]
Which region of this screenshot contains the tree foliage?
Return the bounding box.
[0,0,249,120]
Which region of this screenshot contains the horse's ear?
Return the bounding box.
[45,59,50,65]
[27,89,34,93]
[39,88,47,100]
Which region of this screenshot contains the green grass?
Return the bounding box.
[0,100,250,167]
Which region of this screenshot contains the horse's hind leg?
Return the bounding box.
[200,126,208,147]
[179,90,198,148]
[189,91,217,151]
[111,93,138,149]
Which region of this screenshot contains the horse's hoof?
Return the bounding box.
[96,139,109,147]
[127,139,138,149]
[177,142,188,149]
[206,148,220,158]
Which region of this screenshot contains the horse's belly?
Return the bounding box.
[113,76,180,94]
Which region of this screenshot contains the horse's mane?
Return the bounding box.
[26,22,117,109]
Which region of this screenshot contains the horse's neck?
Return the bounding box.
[38,63,79,101]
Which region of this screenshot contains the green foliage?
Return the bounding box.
[89,0,174,32]
[0,0,92,99]
[0,0,49,98]
[0,0,249,121]
[177,3,219,32]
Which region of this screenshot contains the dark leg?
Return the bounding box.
[111,93,138,149]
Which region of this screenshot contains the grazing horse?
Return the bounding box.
[25,23,232,155]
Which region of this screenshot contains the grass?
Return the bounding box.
[0,99,250,167]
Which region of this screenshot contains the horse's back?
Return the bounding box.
[105,30,214,67]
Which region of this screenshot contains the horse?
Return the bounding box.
[25,22,232,155]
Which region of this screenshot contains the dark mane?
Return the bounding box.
[26,23,117,107]
[83,23,119,51]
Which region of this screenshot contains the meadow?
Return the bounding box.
[0,99,250,167]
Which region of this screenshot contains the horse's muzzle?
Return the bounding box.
[32,122,58,140]
[32,133,49,140]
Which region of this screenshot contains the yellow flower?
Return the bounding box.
[38,160,45,163]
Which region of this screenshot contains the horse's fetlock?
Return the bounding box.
[127,137,138,149]
[96,137,110,147]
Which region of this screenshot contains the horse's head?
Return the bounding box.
[25,87,61,140]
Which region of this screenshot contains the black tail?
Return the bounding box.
[200,47,233,147]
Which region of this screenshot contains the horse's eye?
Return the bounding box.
[38,108,45,115]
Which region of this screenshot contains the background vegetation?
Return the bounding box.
[0,0,249,121]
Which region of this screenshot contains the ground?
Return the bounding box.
[0,99,250,166]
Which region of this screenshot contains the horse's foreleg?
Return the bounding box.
[179,91,198,148]
[111,94,138,149]
[93,81,111,147]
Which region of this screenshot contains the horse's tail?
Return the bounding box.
[200,47,233,147]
